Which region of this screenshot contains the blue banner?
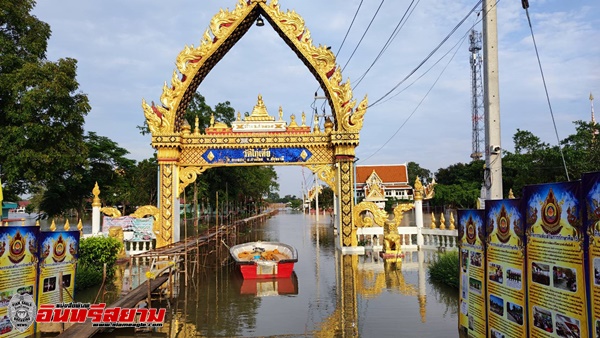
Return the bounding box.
[202,148,312,164]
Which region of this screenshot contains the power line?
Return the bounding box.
[522,1,570,181]
[360,32,469,163]
[353,0,421,90]
[368,0,484,108]
[340,0,386,73]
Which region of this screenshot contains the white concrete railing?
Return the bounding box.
[123,231,155,256]
[356,226,458,251]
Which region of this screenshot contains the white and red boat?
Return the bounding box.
[229,241,298,279]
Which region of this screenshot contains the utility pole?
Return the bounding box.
[483,0,503,200]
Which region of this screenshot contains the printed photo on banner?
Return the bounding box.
[533,306,554,333]
[491,328,506,338]
[470,251,482,267]
[506,301,524,326]
[469,277,482,295]
[594,258,600,286]
[532,261,551,286]
[0,315,12,335]
[489,262,503,284]
[461,249,469,272]
[489,294,504,316]
[506,268,522,290]
[555,313,580,338]
[462,273,468,298]
[553,265,577,292]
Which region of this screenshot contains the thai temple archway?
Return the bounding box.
[142,0,368,249]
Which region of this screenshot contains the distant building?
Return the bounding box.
[355,164,413,208]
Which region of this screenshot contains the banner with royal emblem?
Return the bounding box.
[0,226,39,337]
[457,209,487,337]
[523,181,588,338]
[36,231,79,306]
[485,199,526,338]
[583,171,600,336]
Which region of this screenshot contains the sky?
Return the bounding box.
[31,0,600,197]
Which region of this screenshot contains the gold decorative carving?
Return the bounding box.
[393,203,415,227]
[92,182,101,207]
[353,201,387,227]
[449,212,455,230]
[108,226,126,258]
[430,212,437,229]
[383,220,401,254]
[131,205,159,219]
[179,166,209,195]
[424,178,437,200]
[440,213,446,230]
[414,176,423,201]
[100,207,122,218]
[306,164,337,195]
[63,219,70,231]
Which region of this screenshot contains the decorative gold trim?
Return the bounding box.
[306,164,337,195]
[143,0,367,136]
[353,201,387,227]
[130,205,160,219]
[100,207,122,218]
[393,203,415,226]
[92,182,101,207]
[178,166,209,195]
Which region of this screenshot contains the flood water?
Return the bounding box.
[149,211,458,337]
[74,211,459,337]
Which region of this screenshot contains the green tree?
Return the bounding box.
[0,1,90,194]
[407,161,432,186]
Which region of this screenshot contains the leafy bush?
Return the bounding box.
[428,250,460,289]
[75,236,122,291]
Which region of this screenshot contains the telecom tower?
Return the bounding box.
[469,29,484,160]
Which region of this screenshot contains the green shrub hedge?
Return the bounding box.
[428,250,460,289]
[75,236,122,291]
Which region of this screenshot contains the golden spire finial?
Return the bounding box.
[36,220,40,226]
[92,182,101,207]
[301,112,306,126]
[439,213,446,230]
[77,219,83,236]
[194,116,200,134]
[449,212,455,230]
[279,106,283,121]
[430,213,436,229]
[414,176,424,200]
[64,219,70,231]
[508,189,515,199]
[50,220,56,231]
[210,114,214,127]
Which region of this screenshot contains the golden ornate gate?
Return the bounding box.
[143,0,367,249]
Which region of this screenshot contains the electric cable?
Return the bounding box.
[360,32,468,163]
[522,1,570,181]
[368,0,484,108]
[353,0,421,90]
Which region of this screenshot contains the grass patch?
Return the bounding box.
[428,250,460,289]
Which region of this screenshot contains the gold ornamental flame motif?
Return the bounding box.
[8,231,26,264]
[495,204,511,243]
[466,216,477,245]
[540,188,562,235]
[53,235,67,263]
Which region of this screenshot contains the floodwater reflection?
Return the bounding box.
[99,211,459,337]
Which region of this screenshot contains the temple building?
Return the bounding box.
[355,164,413,208]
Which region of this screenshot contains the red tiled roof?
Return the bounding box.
[356,164,408,184]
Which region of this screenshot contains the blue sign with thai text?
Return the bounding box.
[202,148,312,164]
